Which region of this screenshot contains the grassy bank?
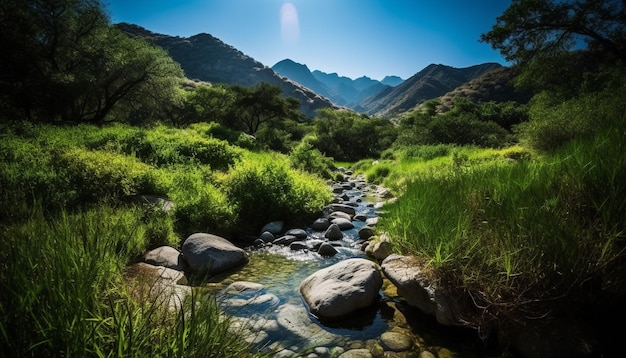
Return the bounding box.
[357,88,626,337]
[0,121,332,356]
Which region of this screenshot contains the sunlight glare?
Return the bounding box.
[280,2,300,44]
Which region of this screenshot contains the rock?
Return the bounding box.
[311,217,331,231]
[276,304,337,345]
[353,214,368,222]
[328,211,352,221]
[182,233,248,275]
[299,258,383,319]
[419,351,436,358]
[331,217,354,230]
[128,194,175,212]
[338,349,372,358]
[365,217,379,226]
[261,221,284,236]
[259,231,275,243]
[358,226,376,240]
[317,243,338,257]
[324,224,344,240]
[285,228,308,240]
[290,241,308,251]
[273,235,299,246]
[380,331,413,352]
[124,262,190,310]
[144,246,187,271]
[381,254,463,326]
[325,203,356,217]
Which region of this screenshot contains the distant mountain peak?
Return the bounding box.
[116,24,336,117]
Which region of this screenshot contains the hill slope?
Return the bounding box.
[361,63,503,118]
[116,23,336,118]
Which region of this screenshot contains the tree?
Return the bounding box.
[481,0,626,64]
[0,0,184,123]
[230,83,300,135]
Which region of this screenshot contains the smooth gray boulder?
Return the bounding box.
[299,258,382,319]
[182,233,248,275]
[144,245,187,271]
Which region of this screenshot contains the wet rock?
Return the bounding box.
[358,226,376,240]
[380,331,413,352]
[285,228,308,240]
[273,235,299,246]
[331,217,354,230]
[290,241,308,251]
[300,258,383,319]
[144,246,187,271]
[328,211,352,221]
[317,243,338,257]
[259,230,275,243]
[182,233,248,275]
[338,349,372,358]
[326,203,356,217]
[276,304,337,345]
[261,221,284,236]
[311,217,331,231]
[353,214,368,222]
[324,224,344,240]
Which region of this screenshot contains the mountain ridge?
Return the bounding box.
[115,23,338,118]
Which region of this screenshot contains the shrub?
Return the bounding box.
[222,156,331,231]
[57,148,164,205]
[166,166,236,237]
[288,139,334,179]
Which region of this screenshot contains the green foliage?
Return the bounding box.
[517,83,626,152]
[0,0,184,123]
[288,138,335,179]
[312,108,398,161]
[166,166,236,237]
[481,0,626,65]
[222,155,331,231]
[395,99,525,148]
[0,205,256,357]
[58,147,164,205]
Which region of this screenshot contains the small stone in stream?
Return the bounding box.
[317,243,338,257]
[259,231,275,243]
[285,228,308,240]
[311,217,331,231]
[324,224,343,240]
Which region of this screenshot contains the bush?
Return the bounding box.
[288,139,334,179]
[58,147,164,205]
[166,166,236,237]
[222,156,331,231]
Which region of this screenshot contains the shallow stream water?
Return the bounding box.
[204,175,488,357]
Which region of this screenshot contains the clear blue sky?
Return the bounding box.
[104,0,511,81]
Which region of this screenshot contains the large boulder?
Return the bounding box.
[182,233,249,275]
[299,258,382,319]
[381,254,463,326]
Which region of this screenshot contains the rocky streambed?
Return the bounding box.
[130,169,488,357]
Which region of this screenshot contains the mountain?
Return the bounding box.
[272,59,398,110]
[433,66,532,113]
[360,63,504,117]
[115,23,336,118]
[381,76,404,87]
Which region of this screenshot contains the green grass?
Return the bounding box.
[0,204,261,357]
[373,122,626,329]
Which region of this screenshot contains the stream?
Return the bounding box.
[204,173,487,357]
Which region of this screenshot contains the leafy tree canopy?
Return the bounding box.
[481,0,626,65]
[0,0,184,123]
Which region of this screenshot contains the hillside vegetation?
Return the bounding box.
[1,0,625,357]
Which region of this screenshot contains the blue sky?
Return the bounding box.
[104,0,512,81]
